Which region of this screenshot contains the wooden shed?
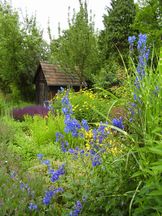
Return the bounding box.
[34,62,80,104]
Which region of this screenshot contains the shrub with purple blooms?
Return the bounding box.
[12,105,49,121]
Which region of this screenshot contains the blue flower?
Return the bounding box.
[29,203,38,210]
[42,160,50,166]
[92,154,101,167]
[89,149,96,155]
[137,33,147,50]
[80,150,84,154]
[92,129,97,141]
[128,35,136,45]
[81,119,89,131]
[70,200,83,216]
[64,118,81,137]
[37,153,43,160]
[43,190,54,205]
[56,132,64,142]
[43,188,64,205]
[112,117,124,130]
[61,141,69,152]
[51,172,60,182]
[62,107,69,115]
[69,148,75,154]
[50,164,65,182]
[62,96,69,105]
[54,187,64,194]
[136,34,149,79]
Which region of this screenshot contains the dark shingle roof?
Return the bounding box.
[40,62,80,86]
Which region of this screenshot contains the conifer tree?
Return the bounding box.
[99,0,136,63]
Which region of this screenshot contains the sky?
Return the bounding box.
[10,0,111,41]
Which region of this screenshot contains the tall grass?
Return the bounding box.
[125,35,162,215]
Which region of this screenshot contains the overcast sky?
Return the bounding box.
[10,0,111,41]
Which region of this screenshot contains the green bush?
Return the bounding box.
[53,88,116,123]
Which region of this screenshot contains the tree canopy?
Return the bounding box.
[0,1,49,100]
[0,0,161,100]
[99,0,136,63]
[49,1,100,87]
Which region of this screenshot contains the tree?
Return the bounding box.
[133,0,162,49]
[50,0,100,87]
[17,14,49,99]
[0,1,22,92]
[0,1,49,100]
[99,0,136,63]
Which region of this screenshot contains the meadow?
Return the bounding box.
[0,34,162,216]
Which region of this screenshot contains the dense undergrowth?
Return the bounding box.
[0,35,162,215]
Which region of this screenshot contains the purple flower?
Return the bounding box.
[81,119,89,131]
[112,117,124,130]
[43,190,54,205]
[62,107,69,115]
[62,96,69,105]
[43,188,64,205]
[89,149,96,155]
[50,164,65,182]
[42,160,50,166]
[92,129,97,141]
[51,172,60,182]
[137,33,147,50]
[136,34,149,79]
[37,153,43,160]
[61,141,69,152]
[69,148,75,154]
[80,150,84,154]
[12,105,49,121]
[54,187,64,194]
[64,118,81,137]
[29,203,38,210]
[55,132,64,143]
[92,154,101,167]
[70,200,83,216]
[128,35,136,45]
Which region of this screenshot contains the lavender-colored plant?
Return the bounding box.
[12,105,49,121]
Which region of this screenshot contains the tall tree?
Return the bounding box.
[99,0,136,63]
[0,1,22,92]
[17,14,49,99]
[0,1,49,100]
[50,0,100,87]
[133,0,162,49]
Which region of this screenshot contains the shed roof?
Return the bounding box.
[36,62,80,86]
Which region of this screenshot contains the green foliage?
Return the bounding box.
[25,114,64,146]
[133,0,162,51]
[0,1,49,100]
[0,113,64,169]
[99,0,136,63]
[61,149,138,216]
[1,1,162,214]
[93,65,117,89]
[50,1,100,85]
[53,88,115,123]
[123,35,162,215]
[158,46,162,73]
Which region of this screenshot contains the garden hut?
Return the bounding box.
[34,62,80,104]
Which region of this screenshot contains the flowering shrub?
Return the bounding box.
[12,105,49,121]
[53,88,112,123]
[2,33,162,215]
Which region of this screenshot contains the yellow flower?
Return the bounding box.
[85,130,93,139]
[85,143,91,150]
